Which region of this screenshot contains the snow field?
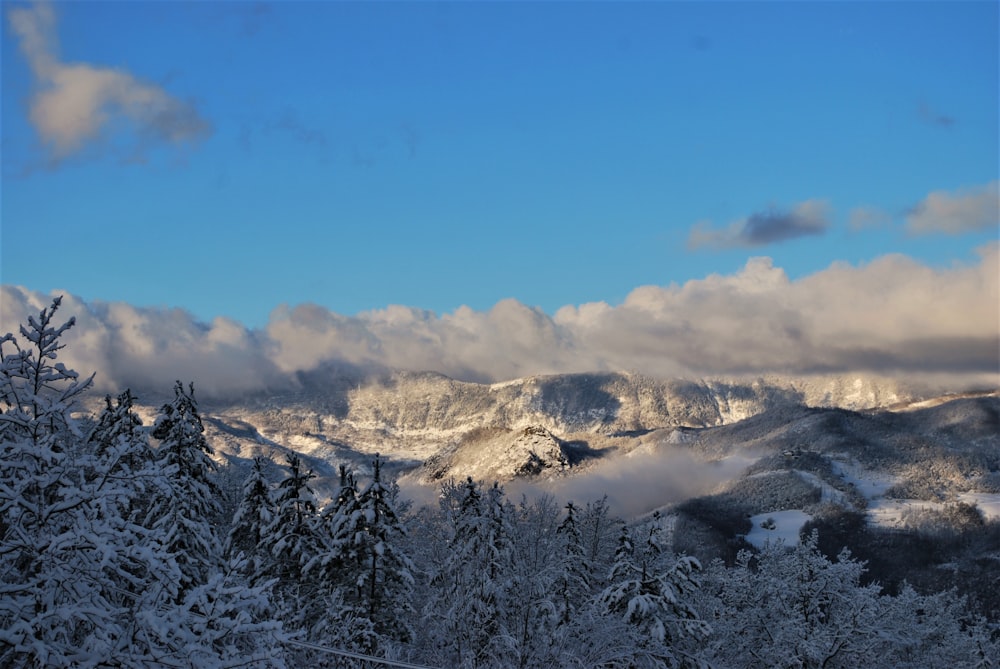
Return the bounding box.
[745,510,813,548]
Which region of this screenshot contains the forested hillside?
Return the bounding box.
[2,299,997,668]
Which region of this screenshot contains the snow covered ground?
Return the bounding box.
[793,469,848,505]
[746,510,813,548]
[866,498,941,527]
[958,493,1000,521]
[830,456,1000,527]
[741,460,1000,546]
[830,457,896,499]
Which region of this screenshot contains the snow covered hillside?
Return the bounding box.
[94,370,969,487]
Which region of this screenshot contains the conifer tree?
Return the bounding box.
[0,298,107,666]
[0,300,177,665]
[579,495,623,589]
[599,513,709,667]
[507,493,561,669]
[554,501,592,627]
[88,390,146,467]
[145,380,223,600]
[309,463,360,579]
[429,478,516,668]
[307,457,415,657]
[251,452,321,635]
[351,454,416,646]
[225,455,275,581]
[304,463,361,641]
[86,389,153,519]
[266,453,319,584]
[1,302,284,667]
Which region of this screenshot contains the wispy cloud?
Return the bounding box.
[906,181,999,235]
[265,108,329,149]
[7,1,211,164]
[917,101,956,128]
[688,200,830,250]
[3,244,996,398]
[848,205,893,231]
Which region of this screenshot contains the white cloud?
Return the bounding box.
[7,1,210,162]
[906,181,999,235]
[2,245,997,398]
[0,288,287,398]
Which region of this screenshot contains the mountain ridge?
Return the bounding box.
[93,370,996,489]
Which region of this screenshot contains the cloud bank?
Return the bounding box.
[688,199,830,249]
[7,1,211,163]
[2,245,997,398]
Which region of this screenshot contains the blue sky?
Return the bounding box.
[1,1,998,392]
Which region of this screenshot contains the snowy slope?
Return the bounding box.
[102,373,997,500]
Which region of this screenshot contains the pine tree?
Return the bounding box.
[225,455,275,581]
[352,454,416,646]
[145,380,223,600]
[428,478,516,668]
[304,462,361,641]
[0,297,108,666]
[1,302,285,667]
[266,453,319,587]
[507,493,561,669]
[578,494,623,590]
[598,513,709,668]
[86,389,154,520]
[309,463,360,579]
[554,501,592,627]
[160,554,289,668]
[0,300,178,666]
[307,457,415,657]
[88,390,146,466]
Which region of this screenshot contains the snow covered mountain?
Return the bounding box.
[106,369,990,490]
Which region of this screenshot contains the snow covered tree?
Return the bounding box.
[0,301,172,666]
[266,453,319,585]
[0,302,284,667]
[86,389,154,519]
[143,554,288,668]
[351,454,416,646]
[144,380,224,600]
[425,478,517,668]
[308,463,360,577]
[244,452,322,636]
[554,500,592,627]
[88,389,146,467]
[506,493,561,669]
[699,531,999,669]
[0,298,94,552]
[598,513,709,668]
[306,456,415,658]
[878,584,999,669]
[92,391,286,668]
[301,462,374,656]
[578,494,624,590]
[0,297,107,666]
[225,455,275,581]
[701,531,882,669]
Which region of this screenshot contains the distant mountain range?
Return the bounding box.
[105,370,994,493]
